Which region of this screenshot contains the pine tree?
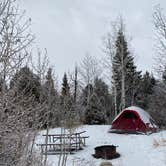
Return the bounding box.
[9,66,43,128]
[136,71,156,109]
[61,73,70,99]
[81,78,111,124]
[42,68,59,127]
[162,67,166,84]
[61,73,71,110]
[73,66,78,104]
[112,27,141,113]
[60,73,76,128]
[94,77,112,122]
[44,68,58,103]
[0,76,7,93]
[148,81,166,127]
[10,66,42,102]
[84,93,106,125]
[81,83,94,107]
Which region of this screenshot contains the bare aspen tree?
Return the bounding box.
[28,49,51,165]
[153,5,166,77]
[102,24,118,117]
[78,54,103,124]
[43,84,50,165]
[149,6,166,127]
[102,18,127,115]
[119,20,126,110]
[79,54,102,115]
[58,71,82,166]
[79,53,102,86]
[103,17,136,116]
[68,65,83,123]
[29,48,49,84]
[73,65,78,104]
[0,1,49,165]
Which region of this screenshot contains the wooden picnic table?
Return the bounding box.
[37,131,89,155]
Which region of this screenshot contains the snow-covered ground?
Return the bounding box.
[35,125,166,166]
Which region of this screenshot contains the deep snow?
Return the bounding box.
[35,125,166,166]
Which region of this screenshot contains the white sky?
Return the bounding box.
[19,0,166,78]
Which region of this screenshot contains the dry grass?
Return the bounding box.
[72,157,97,166]
[100,161,113,166]
[153,137,166,148]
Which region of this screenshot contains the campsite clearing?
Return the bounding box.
[35,125,166,166]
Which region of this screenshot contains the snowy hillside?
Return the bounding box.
[35,125,166,166]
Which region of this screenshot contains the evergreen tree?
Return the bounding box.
[0,76,7,93]
[81,78,111,124]
[81,83,94,107]
[136,71,156,109]
[162,67,166,84]
[94,77,112,122]
[61,73,70,99]
[60,73,76,128]
[112,27,141,113]
[84,93,105,125]
[10,66,42,102]
[73,66,78,104]
[42,68,59,127]
[9,66,43,128]
[148,82,166,127]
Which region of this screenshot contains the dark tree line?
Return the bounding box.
[3,20,164,129]
[7,65,158,127]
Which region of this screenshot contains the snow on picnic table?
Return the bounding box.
[35,125,166,166]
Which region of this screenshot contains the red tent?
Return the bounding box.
[110,106,158,134]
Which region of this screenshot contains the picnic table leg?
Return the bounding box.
[78,135,81,149]
[76,134,77,151]
[41,145,44,154]
[83,138,85,146]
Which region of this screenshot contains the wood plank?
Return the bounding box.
[42,131,86,137]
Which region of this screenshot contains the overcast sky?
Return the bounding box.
[19,0,166,78]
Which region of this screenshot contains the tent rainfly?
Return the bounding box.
[109,106,158,134]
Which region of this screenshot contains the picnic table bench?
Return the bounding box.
[37,131,89,155]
